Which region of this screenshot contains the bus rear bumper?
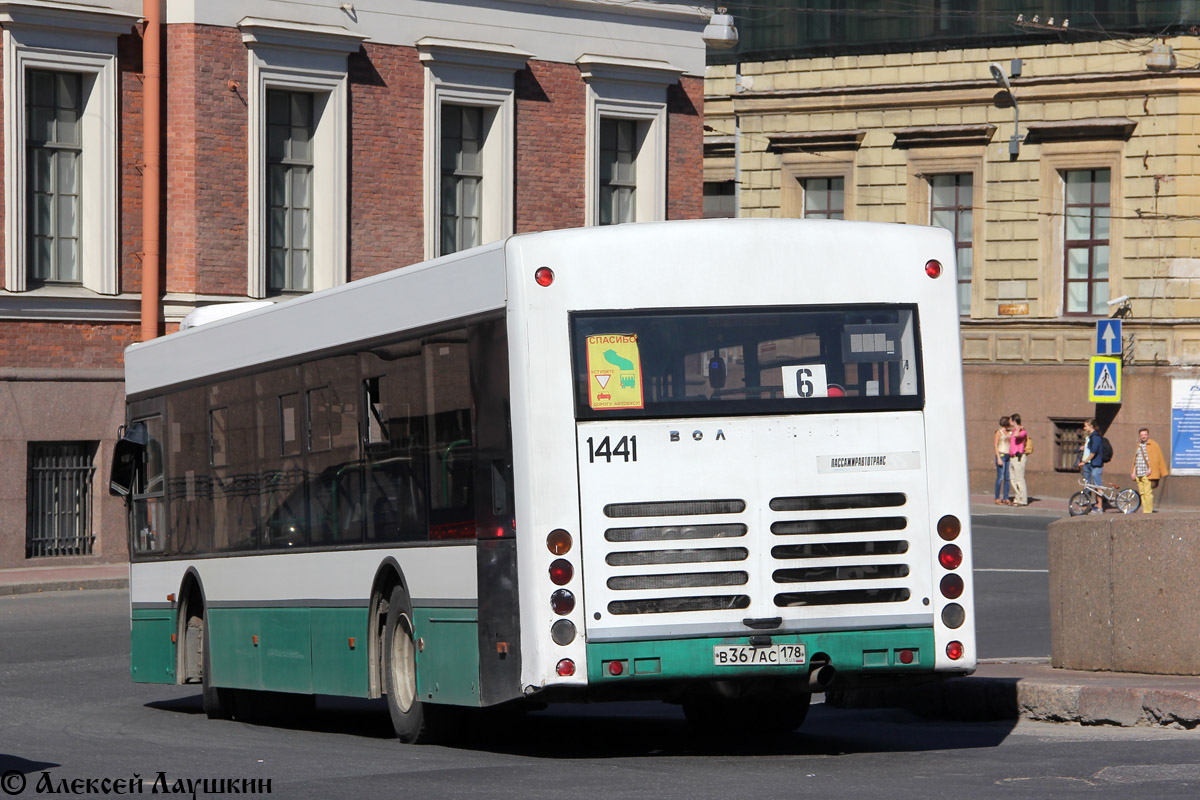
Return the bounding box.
[583,626,946,688]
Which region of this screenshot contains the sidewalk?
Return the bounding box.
[0,562,127,596]
[830,660,1200,730]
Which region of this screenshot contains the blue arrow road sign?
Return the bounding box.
[1096,319,1122,355]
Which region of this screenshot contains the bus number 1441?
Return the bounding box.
[587,435,638,464]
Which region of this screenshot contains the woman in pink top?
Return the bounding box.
[1008,413,1028,506]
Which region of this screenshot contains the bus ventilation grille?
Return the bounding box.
[769,492,911,608]
[603,498,750,615]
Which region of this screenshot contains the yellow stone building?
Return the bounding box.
[704,5,1200,505]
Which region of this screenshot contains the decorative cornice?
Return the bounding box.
[893,124,996,149]
[1024,117,1137,143]
[416,37,532,72]
[767,129,866,153]
[238,16,366,54]
[0,1,140,35]
[533,0,707,23]
[576,54,684,85]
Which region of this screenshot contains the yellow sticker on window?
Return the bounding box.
[586,334,644,410]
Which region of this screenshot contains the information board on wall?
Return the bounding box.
[1170,377,1200,476]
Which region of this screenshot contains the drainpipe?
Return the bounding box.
[140,0,161,341]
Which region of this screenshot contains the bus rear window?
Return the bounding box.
[570,306,922,419]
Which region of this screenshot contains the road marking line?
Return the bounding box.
[974,568,1049,573]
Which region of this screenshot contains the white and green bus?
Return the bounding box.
[111,219,975,742]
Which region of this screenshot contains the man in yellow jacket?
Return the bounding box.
[1131,427,1169,513]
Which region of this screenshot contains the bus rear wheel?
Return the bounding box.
[198,616,237,720]
[383,585,429,743]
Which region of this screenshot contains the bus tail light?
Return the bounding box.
[940,573,964,599]
[535,267,555,287]
[946,641,964,660]
[556,658,576,676]
[551,619,576,645]
[547,529,572,555]
[925,259,942,278]
[938,543,963,570]
[941,603,965,629]
[549,559,573,586]
[937,515,961,541]
[550,589,575,615]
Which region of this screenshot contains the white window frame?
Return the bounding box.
[240,17,364,299]
[1,3,137,295]
[577,55,681,227]
[417,38,529,260]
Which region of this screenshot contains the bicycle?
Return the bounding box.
[1068,477,1140,516]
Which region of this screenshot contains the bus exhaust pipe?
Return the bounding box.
[808,664,836,690]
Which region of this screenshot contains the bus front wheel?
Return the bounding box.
[383,585,428,743]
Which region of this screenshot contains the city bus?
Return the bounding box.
[110,219,975,742]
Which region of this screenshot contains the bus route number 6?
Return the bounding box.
[587,435,638,464]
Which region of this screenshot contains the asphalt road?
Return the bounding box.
[4,515,1199,799]
[970,512,1056,660]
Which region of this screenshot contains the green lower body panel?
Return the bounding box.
[131,608,177,684]
[207,606,370,697]
[586,627,936,684]
[413,607,480,707]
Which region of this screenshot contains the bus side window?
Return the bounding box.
[131,416,166,555]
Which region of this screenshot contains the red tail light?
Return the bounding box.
[939,543,963,570]
[925,259,942,278]
[550,589,575,615]
[535,267,555,286]
[946,641,964,660]
[940,573,964,599]
[549,559,573,586]
[556,658,576,676]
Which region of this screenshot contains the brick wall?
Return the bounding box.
[0,322,139,369]
[515,60,587,233]
[165,24,248,297]
[667,75,703,221]
[348,43,424,280]
[119,31,145,296]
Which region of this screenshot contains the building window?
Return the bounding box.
[577,54,677,227]
[26,70,82,285]
[599,117,640,226]
[2,5,132,295]
[930,174,973,315]
[266,90,314,294]
[803,177,844,219]
[1051,418,1086,472]
[703,181,736,219]
[441,104,484,254]
[26,442,96,558]
[419,39,526,260]
[1063,169,1111,316]
[242,18,363,298]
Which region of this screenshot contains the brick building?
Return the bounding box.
[0,0,706,568]
[704,1,1200,505]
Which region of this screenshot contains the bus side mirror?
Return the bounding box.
[109,422,148,497]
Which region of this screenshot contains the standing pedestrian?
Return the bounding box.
[1130,427,1168,513]
[1076,418,1103,513]
[994,416,1012,505]
[1009,413,1028,506]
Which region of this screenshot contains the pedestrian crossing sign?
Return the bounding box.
[1088,356,1121,403]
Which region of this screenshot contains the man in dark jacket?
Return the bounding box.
[1076,418,1103,513]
